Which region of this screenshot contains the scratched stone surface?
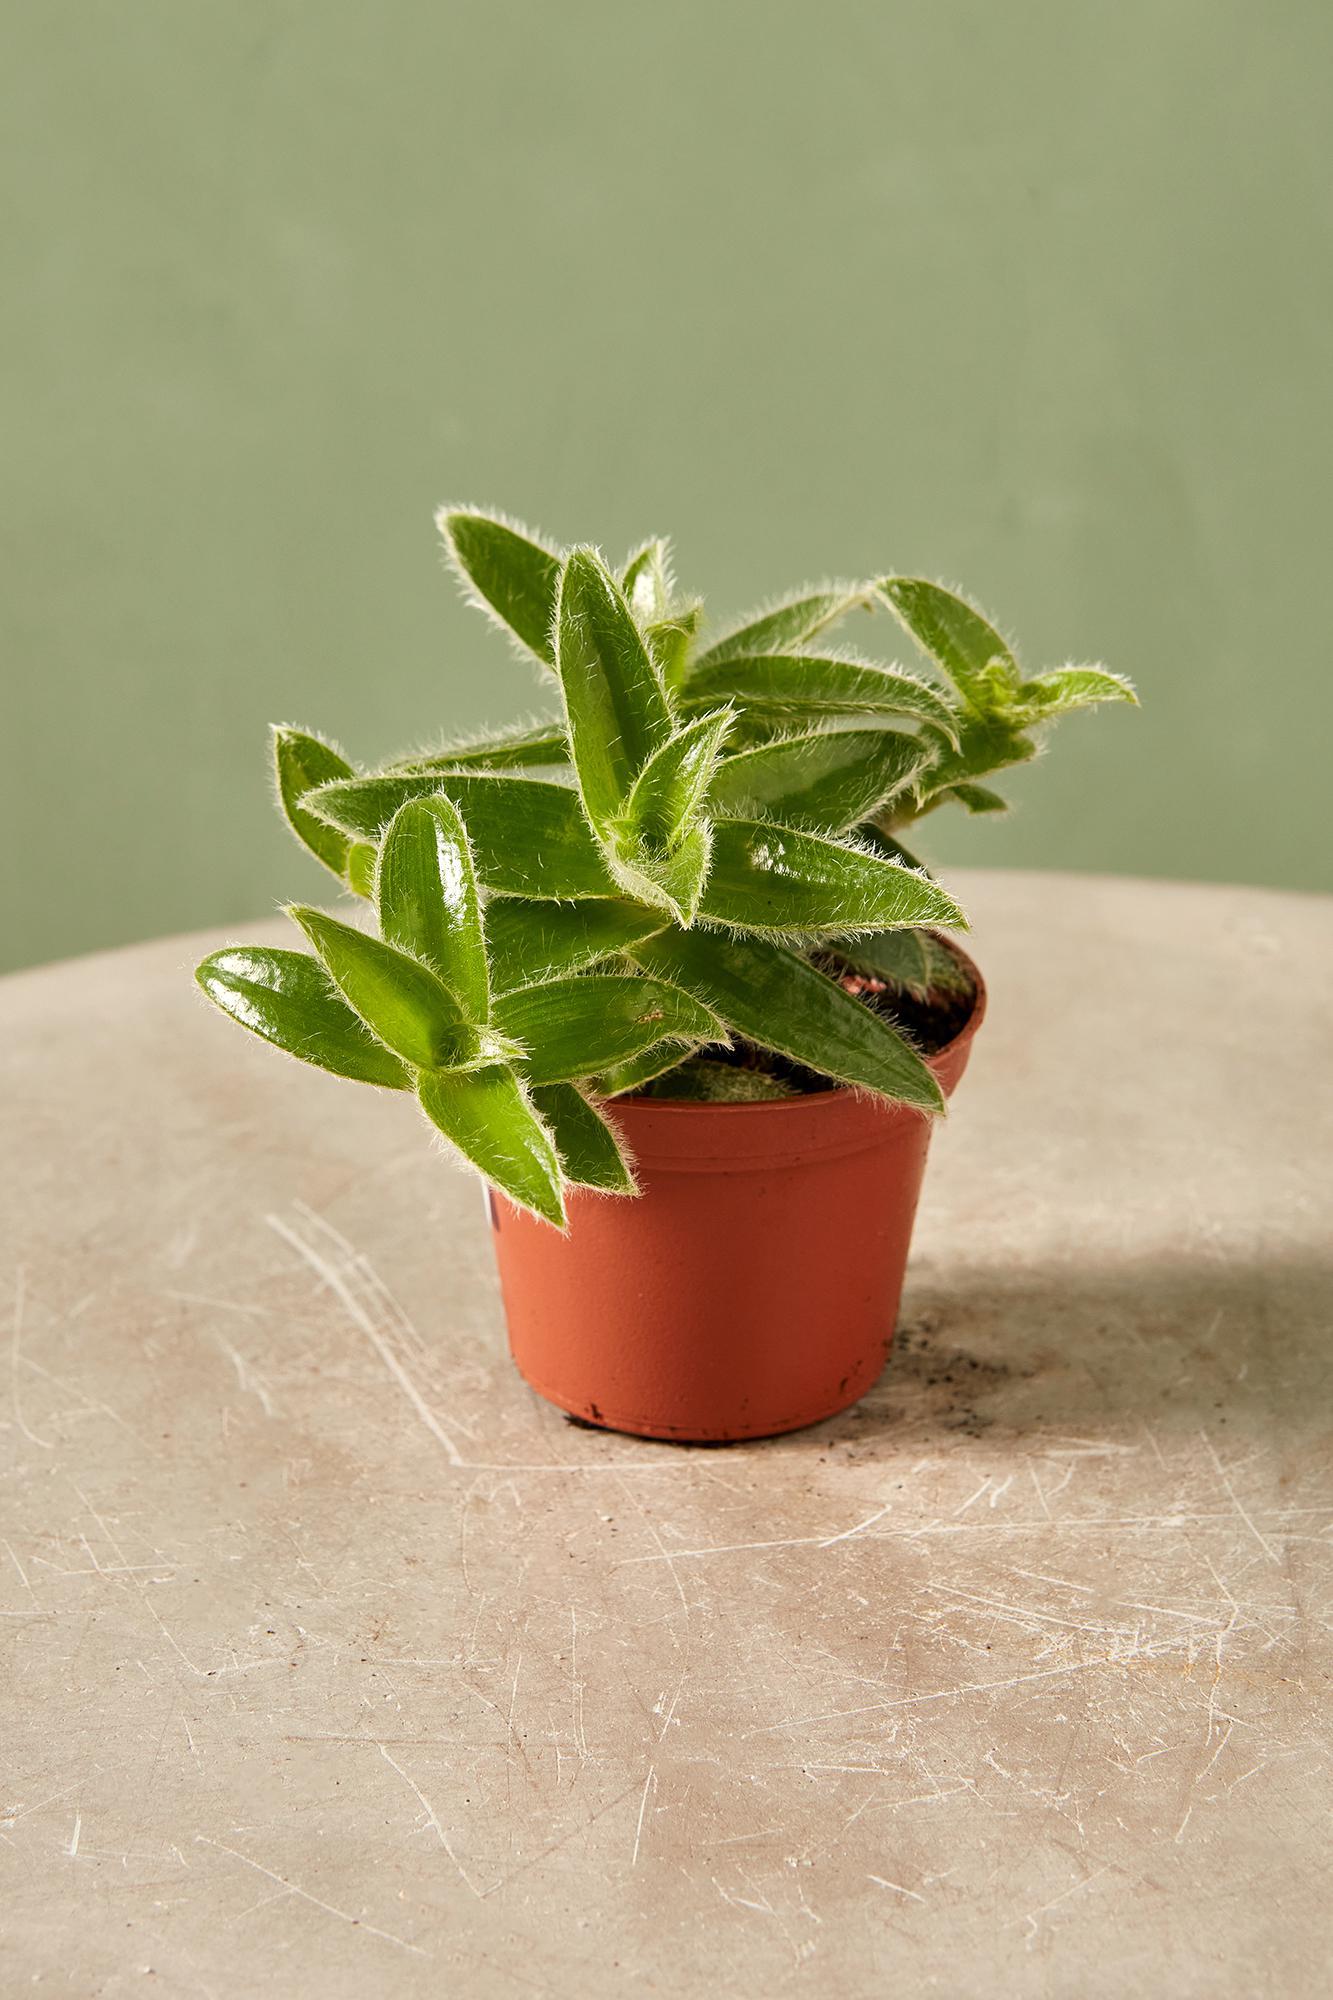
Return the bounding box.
[2,872,1331,1998]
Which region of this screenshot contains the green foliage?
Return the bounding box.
[196,504,1133,1221]
[641,1058,799,1103]
[707,728,926,832]
[530,1083,637,1195]
[195,947,411,1090]
[273,726,359,885]
[628,927,946,1114]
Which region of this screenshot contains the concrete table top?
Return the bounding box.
[2,871,1331,1998]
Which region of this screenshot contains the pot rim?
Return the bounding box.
[613,933,987,1121]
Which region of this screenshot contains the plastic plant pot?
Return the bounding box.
[488,949,986,1442]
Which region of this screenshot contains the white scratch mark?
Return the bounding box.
[267,1212,465,1466]
[868,1874,925,1903]
[210,1333,276,1417]
[820,1500,895,1547]
[631,1766,657,1867]
[1019,1863,1112,1939]
[376,1743,492,1900]
[1199,1430,1280,1564]
[3,1539,37,1603]
[195,1833,428,1954]
[66,1813,81,1857]
[952,1476,993,1517]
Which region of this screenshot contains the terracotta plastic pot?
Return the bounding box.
[489,954,986,1442]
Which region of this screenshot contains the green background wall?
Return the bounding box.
[5,2,1331,972]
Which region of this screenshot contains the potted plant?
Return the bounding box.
[196,509,1134,1441]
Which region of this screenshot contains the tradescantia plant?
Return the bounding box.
[196,508,1134,1225]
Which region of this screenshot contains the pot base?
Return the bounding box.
[513,1338,892,1444]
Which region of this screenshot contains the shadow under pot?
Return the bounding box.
[488,946,986,1443]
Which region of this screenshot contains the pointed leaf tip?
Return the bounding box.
[375,792,489,1023]
[195,945,412,1090]
[417,1065,567,1227]
[437,507,562,667]
[286,903,479,1072]
[555,546,673,839]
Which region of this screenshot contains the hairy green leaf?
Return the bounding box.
[530,1083,636,1194]
[946,782,1009,814]
[555,547,674,836]
[699,821,966,939]
[437,508,561,666]
[346,842,377,897]
[708,728,927,832]
[859,824,931,873]
[287,905,481,1071]
[878,577,1020,715]
[494,974,725,1087]
[681,653,959,741]
[375,794,489,1021]
[630,929,944,1114]
[485,897,666,993]
[273,727,356,881]
[306,773,617,901]
[619,710,734,850]
[645,605,701,688]
[915,717,1036,804]
[614,820,713,927]
[388,720,569,773]
[620,537,671,623]
[693,584,873,668]
[641,1056,799,1102]
[417,1066,565,1227]
[195,946,412,1090]
[596,1041,699,1098]
[831,929,975,1002]
[1014,666,1138,718]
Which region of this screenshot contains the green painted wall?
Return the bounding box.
[5,1,1330,972]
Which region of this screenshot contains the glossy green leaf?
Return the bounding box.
[630,929,944,1114]
[306,773,618,901]
[273,727,355,881]
[1014,666,1138,718]
[494,974,725,1087]
[878,577,1020,715]
[437,507,561,666]
[375,794,489,1021]
[485,897,666,993]
[620,537,671,622]
[619,709,734,849]
[530,1083,636,1194]
[554,547,673,836]
[692,584,874,668]
[195,946,412,1090]
[417,1066,565,1227]
[699,820,966,939]
[708,728,927,832]
[681,653,959,741]
[287,905,481,1071]
[831,929,975,1002]
[388,720,569,773]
